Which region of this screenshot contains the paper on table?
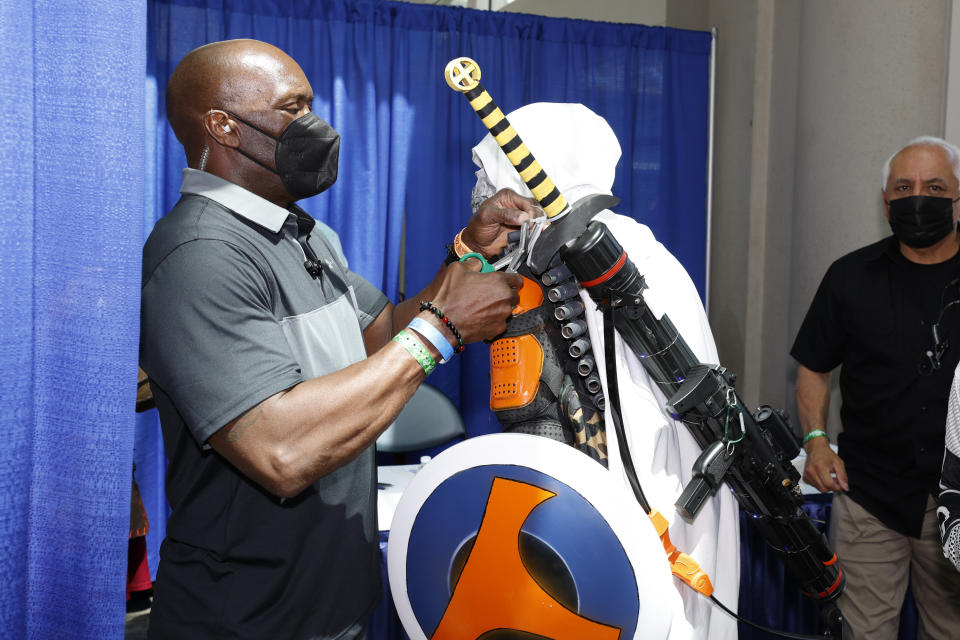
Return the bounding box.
[377,464,422,532]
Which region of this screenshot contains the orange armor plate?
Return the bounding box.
[512,276,544,315]
[490,335,544,410]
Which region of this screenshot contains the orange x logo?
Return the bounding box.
[430,477,621,640]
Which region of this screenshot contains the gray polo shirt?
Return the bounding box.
[141,169,388,640]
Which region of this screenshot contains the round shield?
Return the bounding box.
[386,433,683,640]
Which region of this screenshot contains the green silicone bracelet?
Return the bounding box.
[459,252,495,273]
[803,429,828,445]
[393,329,437,376]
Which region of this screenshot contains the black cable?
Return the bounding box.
[602,304,651,513]
[709,594,833,640]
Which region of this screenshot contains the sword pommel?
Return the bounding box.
[444,57,482,92]
[445,57,568,218]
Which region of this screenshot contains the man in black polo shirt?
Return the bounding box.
[793,136,960,638]
[141,39,532,639]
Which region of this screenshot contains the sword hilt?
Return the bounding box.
[444,57,568,218]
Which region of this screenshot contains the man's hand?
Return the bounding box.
[432,260,522,343]
[461,188,543,257]
[803,438,849,493]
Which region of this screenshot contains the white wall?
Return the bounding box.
[668,0,759,387]
[403,0,666,25]
[670,0,951,433]
[946,1,960,144]
[787,1,950,435]
[500,0,665,25]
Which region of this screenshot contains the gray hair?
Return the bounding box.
[881,135,960,190]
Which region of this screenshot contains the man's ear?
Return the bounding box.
[203,110,239,148]
[881,188,890,221]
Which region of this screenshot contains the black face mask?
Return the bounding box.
[225,110,340,200]
[887,195,959,249]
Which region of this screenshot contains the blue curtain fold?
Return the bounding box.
[738,495,918,640]
[0,1,146,638]
[0,0,35,635]
[737,495,832,638]
[143,0,710,600]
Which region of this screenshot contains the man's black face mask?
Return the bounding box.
[887,195,959,249]
[225,110,341,200]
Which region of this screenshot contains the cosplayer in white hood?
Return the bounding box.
[471,102,740,640]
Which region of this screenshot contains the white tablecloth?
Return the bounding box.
[377,464,421,532]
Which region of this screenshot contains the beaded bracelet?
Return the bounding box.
[418,301,465,353]
[802,429,828,445]
[443,242,460,266]
[393,329,437,376]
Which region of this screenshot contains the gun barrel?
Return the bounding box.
[561,220,845,604]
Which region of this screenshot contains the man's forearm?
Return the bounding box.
[212,257,520,497]
[211,340,428,498]
[796,364,831,447]
[362,266,449,355]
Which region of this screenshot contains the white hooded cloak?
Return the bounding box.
[471,102,740,640]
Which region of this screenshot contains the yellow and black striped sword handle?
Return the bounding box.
[444,57,568,219]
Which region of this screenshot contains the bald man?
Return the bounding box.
[140,40,533,639]
[792,136,960,638]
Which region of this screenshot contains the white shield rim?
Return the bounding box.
[385,432,686,640]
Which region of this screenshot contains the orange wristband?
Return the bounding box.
[452,229,477,258]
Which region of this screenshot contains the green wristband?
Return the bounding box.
[460,252,495,273]
[803,429,829,445]
[393,329,437,376]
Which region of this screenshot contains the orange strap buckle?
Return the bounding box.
[648,509,714,597]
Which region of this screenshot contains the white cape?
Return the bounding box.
[583,210,740,640]
[472,102,740,640]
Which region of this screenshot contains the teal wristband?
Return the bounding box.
[803,429,828,445]
[393,329,437,376]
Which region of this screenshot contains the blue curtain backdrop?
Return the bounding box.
[141,0,712,584]
[0,1,710,636]
[0,1,146,639]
